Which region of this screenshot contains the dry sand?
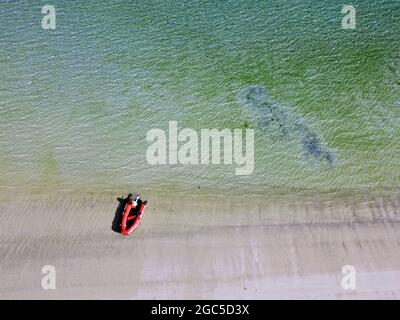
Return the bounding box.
[0,191,400,299]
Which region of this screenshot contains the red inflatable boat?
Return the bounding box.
[120,197,148,236]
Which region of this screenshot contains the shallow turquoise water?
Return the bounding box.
[0,0,399,195]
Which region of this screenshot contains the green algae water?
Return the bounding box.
[0,0,399,196]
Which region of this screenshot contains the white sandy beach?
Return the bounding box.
[0,191,400,299]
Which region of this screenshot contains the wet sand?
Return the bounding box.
[0,191,400,299]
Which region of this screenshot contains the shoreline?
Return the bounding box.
[1,191,400,299]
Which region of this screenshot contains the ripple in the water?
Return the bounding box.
[239,85,334,165]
